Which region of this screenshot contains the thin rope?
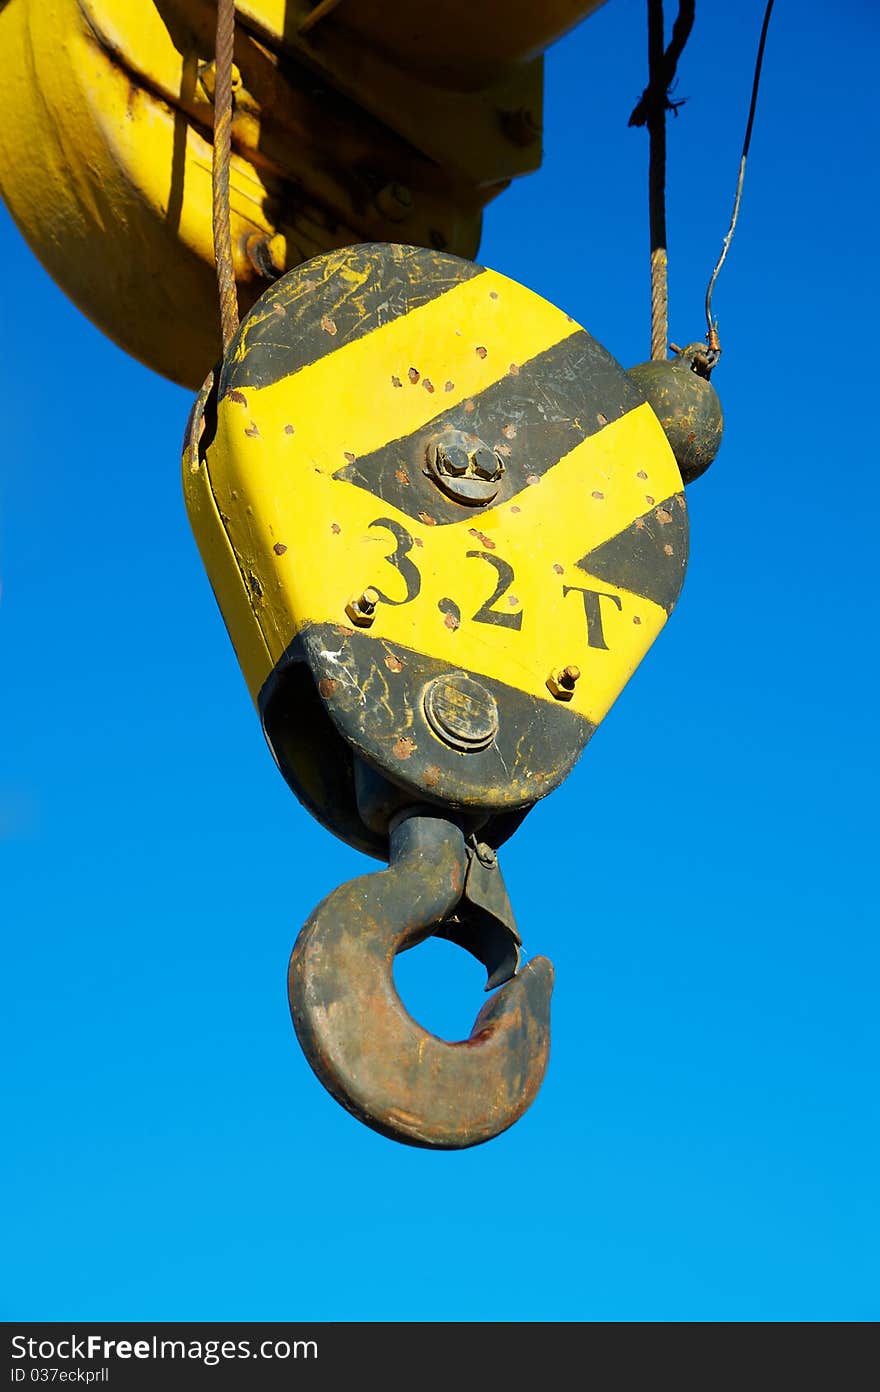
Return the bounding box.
[630,1,696,361]
[705,0,775,349]
[212,0,239,354]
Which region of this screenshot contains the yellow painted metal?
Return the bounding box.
[185,261,682,723]
[184,375,275,694]
[0,0,606,389]
[314,0,608,88]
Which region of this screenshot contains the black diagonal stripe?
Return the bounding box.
[576,492,688,614]
[259,623,594,860]
[334,330,646,526]
[219,244,485,394]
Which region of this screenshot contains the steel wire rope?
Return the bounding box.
[629,1,696,361]
[212,0,240,354]
[704,0,775,350]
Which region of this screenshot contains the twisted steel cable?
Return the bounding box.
[630,1,696,361]
[212,0,239,354]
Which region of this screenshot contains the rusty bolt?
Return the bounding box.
[425,431,505,506]
[435,442,471,477]
[546,665,581,701]
[471,446,504,481]
[345,587,380,627]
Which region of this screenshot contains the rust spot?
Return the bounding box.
[335,623,354,636]
[318,677,338,698]
[273,542,287,556]
[343,451,356,463]
[385,654,403,673]
[424,765,441,787]
[247,571,262,599]
[445,380,455,392]
[393,736,417,760]
[508,363,520,376]
[244,421,260,437]
[227,389,247,406]
[501,424,517,439]
[284,424,295,435]
[633,615,642,626]
[320,315,337,335]
[408,367,420,384]
[496,443,512,457]
[508,595,519,608]
[489,291,499,300]
[511,505,522,514]
[634,518,646,531]
[596,412,608,426]
[395,468,410,486]
[655,507,673,525]
[637,470,649,480]
[418,512,437,526]
[413,537,424,548]
[645,494,656,505]
[552,562,564,575]
[592,490,605,500]
[676,493,686,510]
[272,302,286,318]
[423,378,435,393]
[468,528,495,549]
[663,543,674,556]
[330,522,341,535]
[464,399,476,414]
[526,474,540,486]
[391,375,402,388]
[475,345,488,359]
[465,1028,493,1047]
[444,612,460,631]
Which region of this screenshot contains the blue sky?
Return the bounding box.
[2,1,877,1321]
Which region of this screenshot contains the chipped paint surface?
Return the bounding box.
[186,244,687,856]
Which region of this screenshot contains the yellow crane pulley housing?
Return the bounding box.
[0,0,606,389]
[184,243,687,857]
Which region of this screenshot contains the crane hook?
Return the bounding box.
[288,809,554,1149]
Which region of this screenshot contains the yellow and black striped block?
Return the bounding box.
[184,244,687,856]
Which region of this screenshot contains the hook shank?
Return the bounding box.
[289,811,553,1149]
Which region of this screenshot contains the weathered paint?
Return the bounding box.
[185,245,686,852]
[0,0,605,388]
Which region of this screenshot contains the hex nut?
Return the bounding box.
[546,665,581,701]
[346,588,380,627]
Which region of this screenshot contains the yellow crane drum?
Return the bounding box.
[184,243,688,855]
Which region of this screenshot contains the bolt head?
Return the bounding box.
[375,182,414,222]
[434,443,470,477]
[471,446,504,481]
[345,589,379,627]
[425,430,506,506]
[546,666,580,701]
